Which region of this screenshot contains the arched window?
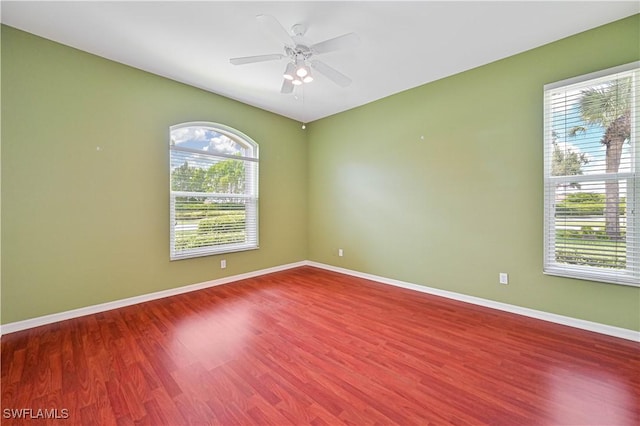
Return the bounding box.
[169,122,259,260]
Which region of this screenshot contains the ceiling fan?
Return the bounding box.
[230,15,359,94]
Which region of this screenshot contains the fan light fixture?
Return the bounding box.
[284,61,313,86]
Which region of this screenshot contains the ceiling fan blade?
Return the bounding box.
[230,54,285,65]
[310,60,352,87]
[281,79,294,94]
[257,14,295,47]
[311,32,360,55]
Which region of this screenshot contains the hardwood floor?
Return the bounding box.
[2,266,639,425]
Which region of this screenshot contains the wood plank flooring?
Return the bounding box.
[2,266,639,425]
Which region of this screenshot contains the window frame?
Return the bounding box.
[169,122,259,260]
[543,62,639,287]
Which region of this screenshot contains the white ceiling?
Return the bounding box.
[2,1,638,123]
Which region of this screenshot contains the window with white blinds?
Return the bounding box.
[543,62,639,286]
[169,122,259,260]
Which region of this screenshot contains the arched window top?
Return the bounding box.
[170,122,258,159]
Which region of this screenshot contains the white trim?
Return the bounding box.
[544,61,640,90]
[306,261,640,342]
[0,261,306,336]
[2,260,638,342]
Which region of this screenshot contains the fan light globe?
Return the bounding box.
[303,74,313,83]
[296,66,309,78]
[292,79,303,86]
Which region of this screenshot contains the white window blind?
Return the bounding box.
[543,62,639,286]
[169,122,259,260]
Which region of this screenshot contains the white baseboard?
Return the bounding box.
[2,260,638,342]
[0,261,307,336]
[306,261,640,342]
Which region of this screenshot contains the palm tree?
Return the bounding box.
[570,77,631,239]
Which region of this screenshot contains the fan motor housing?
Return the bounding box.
[285,45,312,60]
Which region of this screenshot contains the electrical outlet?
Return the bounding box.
[499,273,508,285]
[221,259,227,269]
[338,248,344,257]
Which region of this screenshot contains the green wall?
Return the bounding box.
[307,15,640,331]
[2,16,639,332]
[1,26,308,323]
